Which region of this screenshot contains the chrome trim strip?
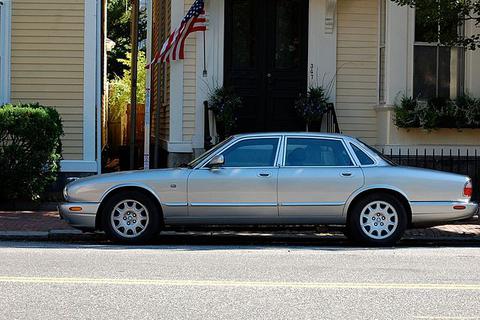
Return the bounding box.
[164,202,188,207]
[280,202,345,207]
[189,202,278,207]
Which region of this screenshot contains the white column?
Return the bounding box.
[169,0,185,148]
[83,0,98,163]
[0,0,11,104]
[193,0,225,152]
[384,2,411,106]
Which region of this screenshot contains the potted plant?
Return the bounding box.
[207,86,242,140]
[294,86,329,131]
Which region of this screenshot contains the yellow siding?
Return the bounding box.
[162,0,171,141]
[151,0,171,143]
[10,0,85,160]
[336,0,378,144]
[183,0,197,142]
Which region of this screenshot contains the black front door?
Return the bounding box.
[224,0,308,133]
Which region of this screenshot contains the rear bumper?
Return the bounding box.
[58,202,99,230]
[411,201,478,226]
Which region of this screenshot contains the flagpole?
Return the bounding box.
[144,0,153,170]
[202,29,207,77]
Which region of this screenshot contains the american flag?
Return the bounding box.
[147,0,206,68]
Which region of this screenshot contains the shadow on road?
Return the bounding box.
[0,231,479,251]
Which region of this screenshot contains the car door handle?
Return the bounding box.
[258,173,271,177]
[341,172,353,177]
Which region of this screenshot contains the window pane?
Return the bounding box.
[413,45,437,99]
[222,138,279,167]
[438,46,463,99]
[379,47,386,103]
[285,138,353,167]
[231,0,256,68]
[379,0,386,46]
[274,0,301,69]
[415,7,438,43]
[351,144,375,165]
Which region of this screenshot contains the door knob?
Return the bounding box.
[266,73,272,78]
[258,173,270,177]
[341,172,352,177]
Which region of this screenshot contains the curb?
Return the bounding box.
[0,230,98,241]
[0,229,479,243]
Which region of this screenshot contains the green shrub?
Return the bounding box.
[208,86,242,137]
[294,86,329,131]
[108,51,146,122]
[393,96,419,128]
[0,103,64,200]
[394,94,480,130]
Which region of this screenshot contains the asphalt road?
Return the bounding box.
[1,240,480,320]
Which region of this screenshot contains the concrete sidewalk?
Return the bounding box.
[1,210,480,242]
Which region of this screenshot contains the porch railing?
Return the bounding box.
[320,103,341,134]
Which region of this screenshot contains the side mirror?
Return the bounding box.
[207,154,224,168]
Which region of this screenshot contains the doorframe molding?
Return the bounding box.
[308,0,337,102]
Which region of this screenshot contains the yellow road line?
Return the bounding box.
[414,317,480,320]
[1,276,480,290]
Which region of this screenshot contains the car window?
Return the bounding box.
[285,138,353,167]
[350,143,375,165]
[188,136,234,168]
[221,138,280,167]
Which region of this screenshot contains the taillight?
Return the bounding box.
[463,180,473,198]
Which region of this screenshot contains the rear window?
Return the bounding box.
[351,144,375,165]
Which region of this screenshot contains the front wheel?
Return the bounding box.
[102,190,160,243]
[348,193,407,246]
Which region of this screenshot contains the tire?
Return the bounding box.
[102,190,160,243]
[347,193,407,246]
[342,225,354,242]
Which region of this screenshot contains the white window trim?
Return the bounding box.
[0,0,11,105]
[59,0,99,173]
[377,0,386,104]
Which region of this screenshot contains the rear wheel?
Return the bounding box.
[102,190,160,243]
[348,193,407,246]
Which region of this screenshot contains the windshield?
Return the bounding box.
[356,139,397,166]
[187,136,235,168]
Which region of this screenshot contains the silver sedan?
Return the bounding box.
[60,133,477,245]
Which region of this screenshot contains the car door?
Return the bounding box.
[278,136,364,218]
[187,136,281,222]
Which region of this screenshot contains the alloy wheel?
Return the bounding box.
[359,200,399,240]
[110,199,150,238]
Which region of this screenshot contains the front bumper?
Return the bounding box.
[58,202,100,230]
[411,201,478,226]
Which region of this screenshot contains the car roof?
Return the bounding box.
[232,132,353,140]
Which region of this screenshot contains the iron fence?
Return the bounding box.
[380,147,480,201]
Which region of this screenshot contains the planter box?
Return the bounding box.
[376,107,480,149]
[392,127,480,146]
